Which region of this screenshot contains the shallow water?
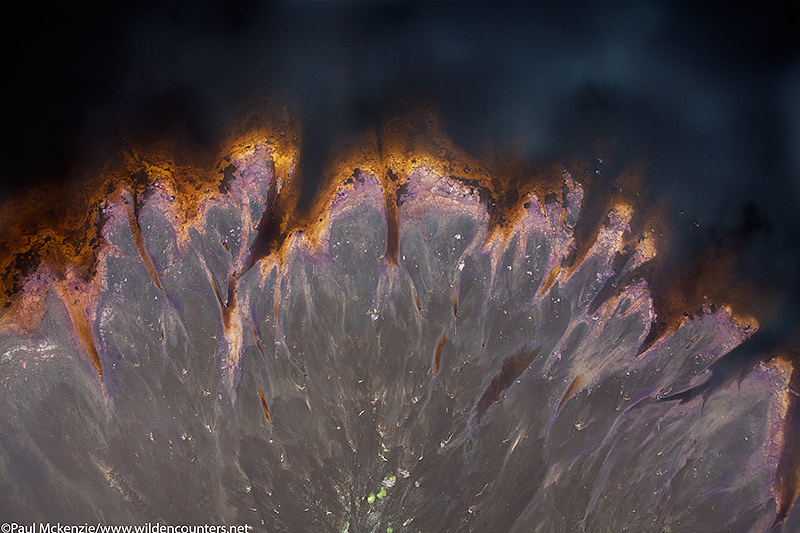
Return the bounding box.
[0,144,794,532]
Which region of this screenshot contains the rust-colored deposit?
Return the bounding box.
[53,275,104,389]
[557,373,585,412]
[472,347,541,425]
[121,197,163,291]
[257,386,272,425]
[433,331,447,375]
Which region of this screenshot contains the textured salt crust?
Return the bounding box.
[0,144,793,531]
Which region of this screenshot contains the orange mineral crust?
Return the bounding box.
[0,111,767,346]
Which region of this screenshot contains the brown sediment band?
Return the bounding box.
[54,281,104,388]
[257,386,272,425]
[472,347,541,426]
[433,331,447,375]
[122,199,163,292]
[244,159,290,271]
[382,167,401,266]
[411,285,422,316]
[557,373,585,412]
[537,262,562,297]
[222,275,238,327]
